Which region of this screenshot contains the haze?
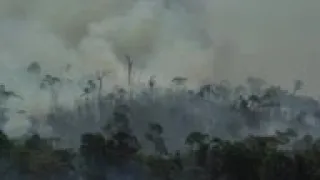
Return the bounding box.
[0,0,319,133]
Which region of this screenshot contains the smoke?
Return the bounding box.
[206,0,320,93]
[0,0,320,135]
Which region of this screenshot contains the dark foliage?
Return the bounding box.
[1,127,320,180]
[2,76,320,180]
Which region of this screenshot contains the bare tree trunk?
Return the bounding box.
[126,55,133,100]
[126,56,132,86]
[51,88,58,113]
[98,79,102,100]
[98,78,103,122]
[0,108,8,130]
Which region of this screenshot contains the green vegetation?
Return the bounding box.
[1,124,320,179]
[0,63,319,179]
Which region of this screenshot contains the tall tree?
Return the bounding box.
[27,61,41,75]
[95,70,109,122]
[246,76,266,95]
[293,80,304,95]
[125,55,133,100]
[40,74,61,110]
[172,77,187,86]
[125,55,133,87]
[145,123,168,156]
[0,84,23,129]
[95,70,108,100]
[80,80,96,101]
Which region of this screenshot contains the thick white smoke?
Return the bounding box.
[0,0,320,135]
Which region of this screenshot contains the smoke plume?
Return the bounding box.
[0,0,320,135]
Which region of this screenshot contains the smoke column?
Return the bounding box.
[0,0,320,134]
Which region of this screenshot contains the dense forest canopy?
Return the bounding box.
[0,64,320,179]
[1,0,320,179]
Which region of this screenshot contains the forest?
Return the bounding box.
[0,61,320,180]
